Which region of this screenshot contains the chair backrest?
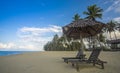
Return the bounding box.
[76,49,84,58]
[87,49,101,62]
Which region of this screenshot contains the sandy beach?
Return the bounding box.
[0,51,120,73]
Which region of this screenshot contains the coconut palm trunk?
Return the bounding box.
[113,31,117,39]
[109,32,112,40]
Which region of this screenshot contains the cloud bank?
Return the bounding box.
[0,25,62,51]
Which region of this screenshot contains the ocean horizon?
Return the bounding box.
[0,51,38,56]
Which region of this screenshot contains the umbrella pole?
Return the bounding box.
[79,35,84,55]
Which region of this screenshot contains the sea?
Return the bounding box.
[0,51,35,56]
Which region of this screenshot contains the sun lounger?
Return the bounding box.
[68,49,107,71]
[62,50,86,63]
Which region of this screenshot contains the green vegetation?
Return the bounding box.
[72,13,80,21]
[83,4,103,20]
[106,20,118,39]
[44,34,81,51]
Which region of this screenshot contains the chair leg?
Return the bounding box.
[93,62,96,66]
[64,59,68,64]
[101,63,104,69]
[72,63,74,67]
[66,61,68,64]
[76,62,79,71]
[93,63,95,66]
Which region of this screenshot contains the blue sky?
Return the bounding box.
[0,0,120,51]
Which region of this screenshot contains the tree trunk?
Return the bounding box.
[113,31,117,40]
[109,32,112,40]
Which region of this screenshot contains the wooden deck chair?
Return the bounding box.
[68,49,107,71]
[62,50,86,63]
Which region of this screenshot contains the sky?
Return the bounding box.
[0,0,120,51]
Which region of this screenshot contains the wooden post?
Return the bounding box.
[79,35,84,55]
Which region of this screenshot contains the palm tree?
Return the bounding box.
[83,4,103,20]
[97,33,107,47]
[52,34,59,43]
[73,13,80,21]
[106,20,117,40]
[83,4,103,49]
[58,35,68,51]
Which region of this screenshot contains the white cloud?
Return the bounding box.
[0,25,62,51]
[18,25,62,42]
[18,25,62,37]
[0,42,15,49]
[105,0,120,13]
[113,17,120,23]
[18,25,62,51]
[20,25,62,33]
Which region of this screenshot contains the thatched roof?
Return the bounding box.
[107,39,120,44]
[62,19,106,39]
[64,19,106,27]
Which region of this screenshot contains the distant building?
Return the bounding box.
[107,39,120,51]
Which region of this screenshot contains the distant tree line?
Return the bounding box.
[44,34,83,51]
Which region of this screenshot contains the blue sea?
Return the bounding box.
[0,51,34,56]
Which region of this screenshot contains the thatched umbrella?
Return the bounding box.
[63,19,106,39]
[62,19,106,54]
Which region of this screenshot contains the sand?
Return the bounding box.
[0,51,120,73]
